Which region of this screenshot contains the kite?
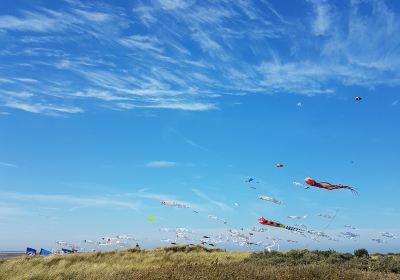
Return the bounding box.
[259,195,282,205]
[251,227,269,232]
[304,177,357,194]
[161,239,174,243]
[294,223,308,229]
[148,214,155,222]
[309,230,330,238]
[318,213,333,219]
[372,238,386,244]
[203,235,210,239]
[245,178,254,183]
[293,181,309,189]
[101,237,118,243]
[176,228,191,240]
[161,201,190,208]
[276,164,284,168]
[287,215,307,220]
[355,96,362,101]
[208,214,227,224]
[344,225,357,230]
[262,241,278,252]
[115,241,129,248]
[228,229,249,240]
[287,240,298,243]
[340,232,359,239]
[381,232,397,239]
[234,202,240,207]
[258,217,304,233]
[98,242,113,246]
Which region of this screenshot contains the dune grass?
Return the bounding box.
[0,246,399,280]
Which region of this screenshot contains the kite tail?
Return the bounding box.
[338,185,358,195]
[285,226,305,233]
[348,187,358,196]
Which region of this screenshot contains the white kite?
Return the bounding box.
[161,201,190,208]
[258,195,282,205]
[287,215,307,220]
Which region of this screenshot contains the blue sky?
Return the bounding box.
[0,0,399,252]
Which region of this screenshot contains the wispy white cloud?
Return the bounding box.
[0,13,61,32]
[72,90,131,101]
[0,192,139,210]
[0,78,14,84]
[125,189,178,202]
[5,101,83,115]
[157,0,192,10]
[117,35,163,53]
[146,161,176,168]
[258,60,335,95]
[73,10,111,23]
[13,78,39,83]
[125,189,202,210]
[0,0,399,115]
[0,161,17,168]
[139,102,217,111]
[192,188,232,211]
[322,0,400,73]
[0,204,23,218]
[310,0,332,36]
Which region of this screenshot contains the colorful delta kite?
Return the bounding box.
[258,217,304,233]
[304,177,357,194]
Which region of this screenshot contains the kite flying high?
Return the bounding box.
[304,177,357,194]
[258,217,304,233]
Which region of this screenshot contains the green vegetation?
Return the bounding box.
[0,246,399,280]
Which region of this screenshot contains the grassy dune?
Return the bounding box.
[0,246,399,280]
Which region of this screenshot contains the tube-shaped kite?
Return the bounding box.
[304,177,357,194]
[258,217,304,233]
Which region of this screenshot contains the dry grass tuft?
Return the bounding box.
[0,246,399,280]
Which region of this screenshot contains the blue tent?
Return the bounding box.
[26,247,36,256]
[40,248,52,256]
